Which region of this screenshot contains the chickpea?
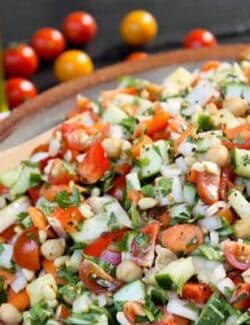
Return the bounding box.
[102,138,122,159]
[0,303,22,325]
[223,97,248,117]
[41,238,66,261]
[116,260,142,283]
[204,144,230,167]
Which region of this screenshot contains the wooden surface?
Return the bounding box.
[0,44,248,172]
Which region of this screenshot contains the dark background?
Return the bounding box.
[2,0,250,91]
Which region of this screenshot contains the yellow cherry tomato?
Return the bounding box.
[120,10,158,46]
[54,50,93,82]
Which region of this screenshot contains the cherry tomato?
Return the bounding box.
[131,221,160,267]
[183,28,217,49]
[31,28,65,60]
[84,228,128,257]
[188,170,220,205]
[224,241,250,271]
[126,52,149,61]
[6,78,38,109]
[4,43,38,78]
[161,224,204,254]
[78,141,110,184]
[121,10,158,46]
[181,282,212,304]
[54,50,93,82]
[13,227,40,271]
[79,259,122,294]
[47,158,76,185]
[52,206,84,233]
[62,11,97,45]
[219,165,235,201]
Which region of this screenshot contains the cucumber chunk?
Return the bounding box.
[232,148,250,178]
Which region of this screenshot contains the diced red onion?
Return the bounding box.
[100,250,121,266]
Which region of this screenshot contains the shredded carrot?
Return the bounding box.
[131,135,152,158]
[28,207,48,230]
[201,60,220,72]
[0,268,15,285]
[42,259,65,285]
[8,288,30,311]
[127,189,143,206]
[174,124,195,155]
[217,207,236,224]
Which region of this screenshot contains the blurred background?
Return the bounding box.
[1,0,250,109]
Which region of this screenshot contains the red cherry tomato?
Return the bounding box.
[183,28,217,49]
[4,43,39,78]
[13,227,40,271]
[126,52,149,61]
[224,241,250,271]
[84,228,128,257]
[188,170,220,204]
[79,259,121,294]
[6,78,38,109]
[62,11,97,45]
[31,28,65,60]
[78,141,110,184]
[131,221,160,267]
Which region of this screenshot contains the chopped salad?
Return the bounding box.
[0,56,250,325]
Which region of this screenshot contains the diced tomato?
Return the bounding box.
[47,158,76,185]
[223,139,250,150]
[181,282,212,304]
[8,288,30,311]
[131,221,160,267]
[52,206,84,233]
[161,224,204,254]
[189,170,220,204]
[27,186,41,204]
[219,165,235,201]
[232,283,250,310]
[84,228,128,257]
[150,128,170,141]
[114,163,131,175]
[0,225,15,242]
[135,109,170,137]
[228,271,243,285]
[40,184,71,201]
[224,241,250,271]
[224,124,250,139]
[56,304,70,320]
[79,259,122,294]
[13,227,40,271]
[78,141,110,184]
[0,184,8,195]
[108,175,126,201]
